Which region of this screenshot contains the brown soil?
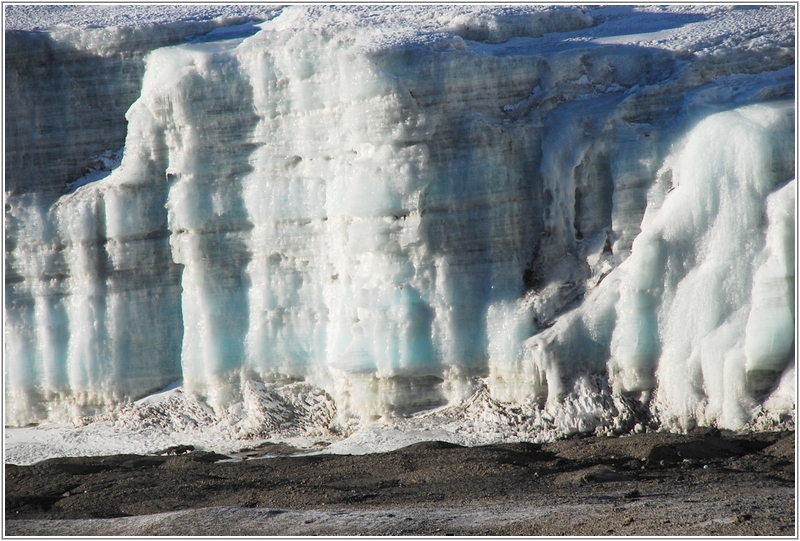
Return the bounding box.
[5,428,794,536]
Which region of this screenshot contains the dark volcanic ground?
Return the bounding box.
[5,428,795,536]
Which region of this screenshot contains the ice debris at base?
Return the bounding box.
[4,5,796,458]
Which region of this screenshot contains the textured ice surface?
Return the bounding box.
[4,5,795,460]
[3,4,278,32]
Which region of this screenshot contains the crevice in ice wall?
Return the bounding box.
[4,6,796,432]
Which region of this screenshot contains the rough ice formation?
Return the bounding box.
[4,6,795,440]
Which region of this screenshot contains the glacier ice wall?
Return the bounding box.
[4,6,795,434]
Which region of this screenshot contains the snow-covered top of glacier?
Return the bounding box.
[3,4,279,31]
[6,4,794,57]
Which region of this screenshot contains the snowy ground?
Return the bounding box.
[6,377,609,465]
[5,374,792,465]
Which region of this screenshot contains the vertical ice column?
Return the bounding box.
[420,112,540,400]
[391,50,556,401]
[4,104,185,424]
[80,95,186,403]
[53,188,111,408]
[610,101,795,428]
[323,143,434,378]
[609,230,666,396]
[322,52,439,417]
[5,194,71,424]
[102,181,183,400]
[141,44,259,409]
[238,35,332,385]
[238,30,442,417]
[744,179,795,396]
[40,128,183,416]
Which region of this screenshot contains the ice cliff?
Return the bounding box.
[4,5,796,439]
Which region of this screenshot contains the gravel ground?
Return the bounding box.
[5,428,794,536]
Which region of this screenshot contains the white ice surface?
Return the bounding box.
[3,4,279,31]
[4,4,795,464]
